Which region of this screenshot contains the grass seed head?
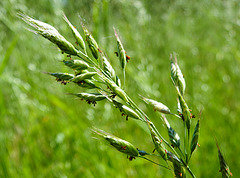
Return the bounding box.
[92,128,139,157]
[18,13,79,56]
[63,59,89,71]
[82,25,99,59]
[63,14,86,51]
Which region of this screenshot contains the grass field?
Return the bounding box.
[1,0,240,177]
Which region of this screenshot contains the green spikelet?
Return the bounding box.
[18,13,78,56]
[146,120,167,161]
[190,118,200,155]
[71,72,97,83]
[92,128,139,157]
[141,96,171,114]
[162,115,180,148]
[114,28,126,87]
[216,140,232,178]
[63,60,89,71]
[113,100,141,120]
[47,72,74,81]
[102,55,116,82]
[82,26,99,60]
[63,14,86,51]
[170,54,186,96]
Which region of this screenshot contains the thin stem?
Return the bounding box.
[138,156,171,170]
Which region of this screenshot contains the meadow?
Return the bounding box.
[0,0,240,177]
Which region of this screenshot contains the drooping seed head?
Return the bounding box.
[92,128,139,157]
[141,96,171,114]
[82,25,99,59]
[63,60,89,71]
[63,14,86,51]
[18,13,79,56]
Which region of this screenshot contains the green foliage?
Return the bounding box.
[0,0,239,177]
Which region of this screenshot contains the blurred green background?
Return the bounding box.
[1,0,240,177]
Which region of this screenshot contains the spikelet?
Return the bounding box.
[69,93,106,101]
[216,140,232,178]
[167,151,186,178]
[92,128,139,158]
[146,120,167,161]
[162,115,180,148]
[114,28,126,86]
[104,77,128,102]
[18,13,78,56]
[71,72,97,83]
[190,118,200,155]
[76,79,98,89]
[113,100,140,120]
[170,54,186,96]
[63,60,89,71]
[82,25,99,59]
[102,55,116,82]
[47,72,74,81]
[141,96,171,114]
[63,14,86,51]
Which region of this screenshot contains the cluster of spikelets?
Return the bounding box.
[19,13,231,178]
